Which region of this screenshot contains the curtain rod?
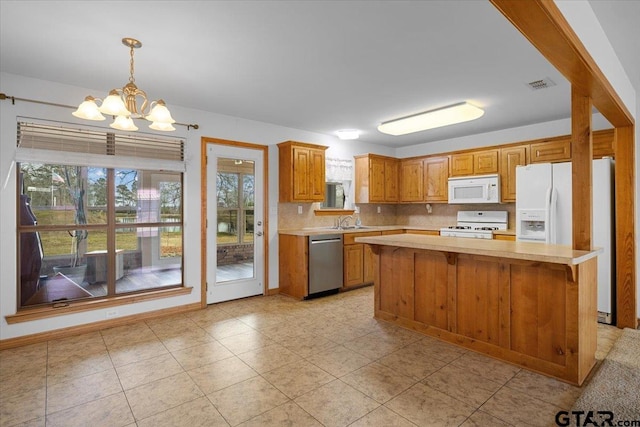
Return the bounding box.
[0,92,200,131]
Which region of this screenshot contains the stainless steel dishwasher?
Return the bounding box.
[308,234,344,298]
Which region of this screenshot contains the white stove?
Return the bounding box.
[440,211,508,239]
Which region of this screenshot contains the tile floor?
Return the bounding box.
[0,286,623,427]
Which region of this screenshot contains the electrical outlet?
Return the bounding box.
[105,309,119,319]
[297,205,303,214]
[377,206,381,214]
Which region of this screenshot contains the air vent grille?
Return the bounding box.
[527,78,557,90]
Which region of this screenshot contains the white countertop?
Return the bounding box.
[354,233,601,265]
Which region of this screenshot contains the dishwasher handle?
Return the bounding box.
[310,238,342,244]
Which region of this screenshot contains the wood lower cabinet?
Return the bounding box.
[278,234,309,299]
[493,234,516,241]
[343,231,382,288]
[499,145,529,202]
[423,156,449,202]
[343,230,402,289]
[406,230,440,236]
[344,243,365,287]
[355,154,399,203]
[278,141,327,202]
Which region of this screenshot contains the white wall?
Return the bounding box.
[0,72,393,341]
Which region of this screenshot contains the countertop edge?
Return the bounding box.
[279,225,444,236]
[354,234,602,265]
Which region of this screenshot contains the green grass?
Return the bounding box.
[26,210,183,257]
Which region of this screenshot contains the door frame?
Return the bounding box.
[200,137,269,307]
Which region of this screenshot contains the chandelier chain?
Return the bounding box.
[129,45,135,84]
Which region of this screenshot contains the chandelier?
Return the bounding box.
[73,37,176,132]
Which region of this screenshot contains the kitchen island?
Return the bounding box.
[354,233,601,385]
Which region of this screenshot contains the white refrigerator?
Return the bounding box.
[515,158,615,323]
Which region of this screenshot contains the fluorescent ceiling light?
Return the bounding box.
[377,102,484,136]
[336,129,360,140]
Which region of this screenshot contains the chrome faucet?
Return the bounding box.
[337,215,353,229]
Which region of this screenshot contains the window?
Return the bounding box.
[216,161,255,245]
[16,122,184,308]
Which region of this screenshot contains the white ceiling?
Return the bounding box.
[0,1,637,148]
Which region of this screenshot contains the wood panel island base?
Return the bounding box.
[354,234,602,386]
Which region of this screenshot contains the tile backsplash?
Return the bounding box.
[278,202,515,230]
[277,203,398,230]
[396,203,515,228]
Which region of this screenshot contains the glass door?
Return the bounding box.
[206,144,264,303]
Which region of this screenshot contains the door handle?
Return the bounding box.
[256,231,263,237]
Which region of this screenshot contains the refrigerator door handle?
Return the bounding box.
[546,186,557,244]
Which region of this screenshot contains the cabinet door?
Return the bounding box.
[344,244,364,287]
[474,150,499,174]
[400,159,424,202]
[530,138,571,163]
[592,129,615,159]
[424,156,449,202]
[363,244,376,284]
[384,159,399,202]
[309,148,326,201]
[292,147,311,200]
[450,153,474,176]
[500,145,528,202]
[369,157,386,202]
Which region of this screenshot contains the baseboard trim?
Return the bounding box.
[267,287,280,296]
[0,302,202,351]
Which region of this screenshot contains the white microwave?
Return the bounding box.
[448,174,500,204]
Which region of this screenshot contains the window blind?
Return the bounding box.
[15,121,186,172]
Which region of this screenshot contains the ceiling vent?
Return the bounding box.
[526,77,556,90]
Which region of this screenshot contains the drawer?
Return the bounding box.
[343,231,381,245]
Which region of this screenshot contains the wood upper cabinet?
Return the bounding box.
[499,145,529,202]
[451,150,498,176]
[592,129,615,159]
[475,150,499,174]
[450,153,474,176]
[530,137,571,163]
[278,141,328,202]
[355,154,399,203]
[423,156,449,202]
[400,158,424,202]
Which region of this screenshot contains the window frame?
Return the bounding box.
[14,121,187,315]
